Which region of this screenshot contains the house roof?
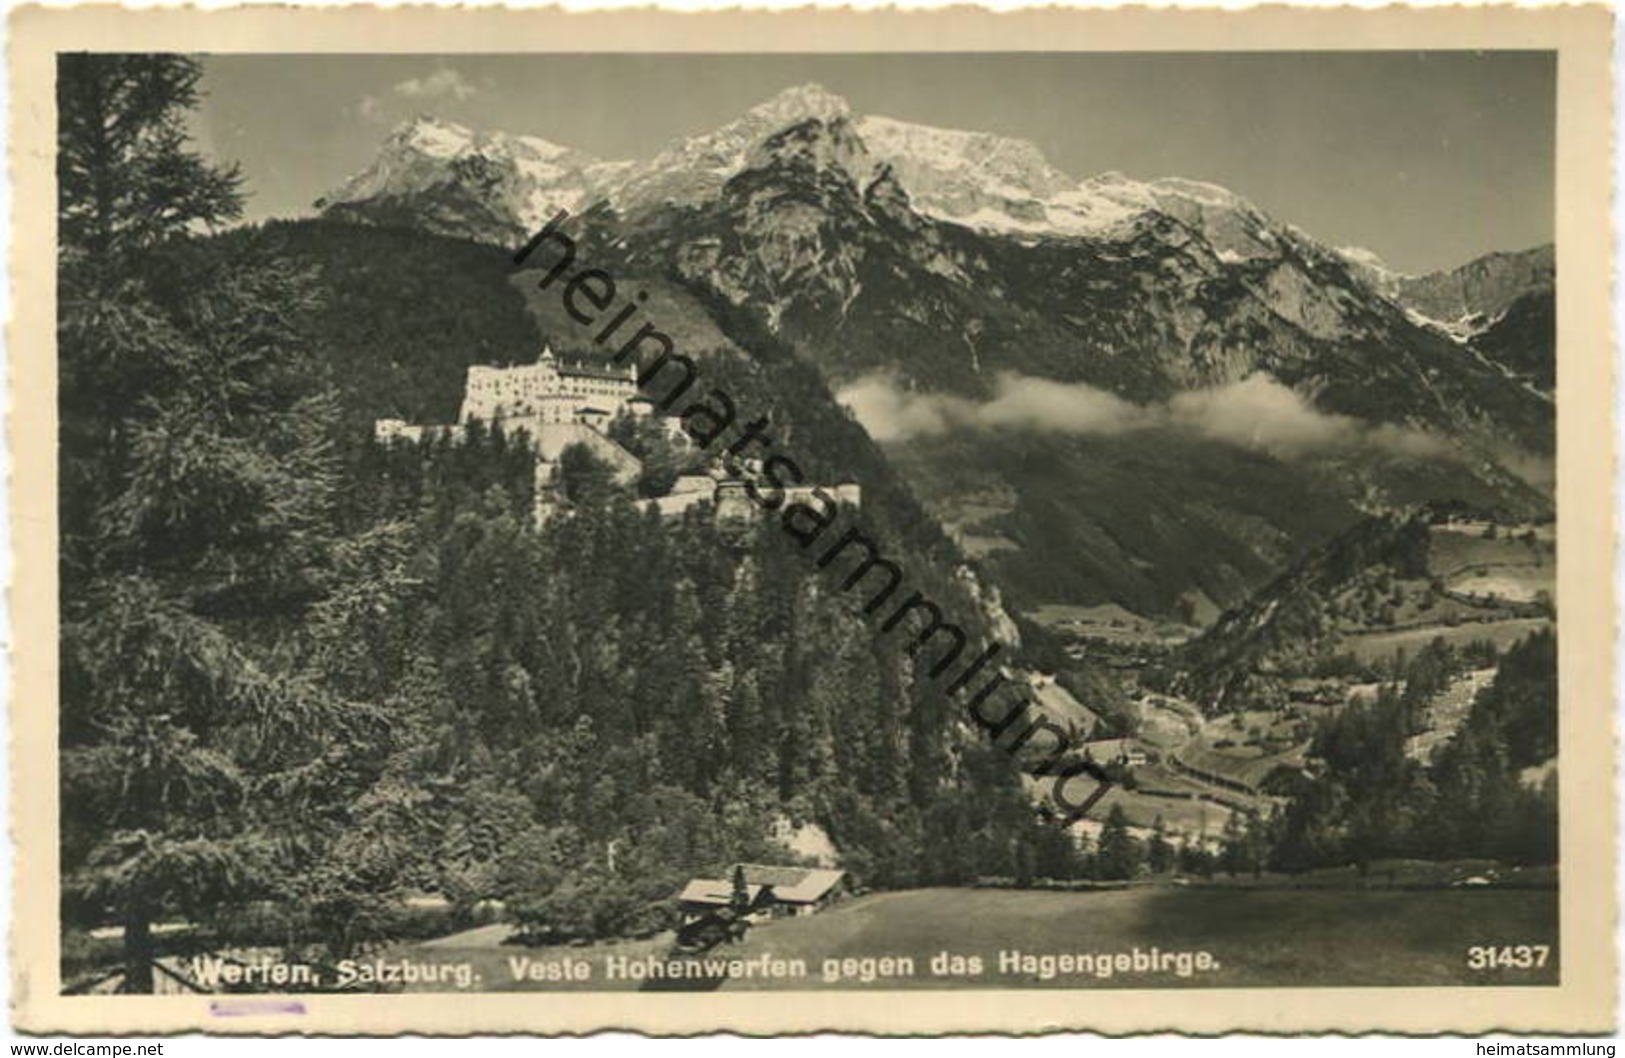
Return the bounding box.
[676,866,847,907]
[676,879,767,906]
[734,864,846,904]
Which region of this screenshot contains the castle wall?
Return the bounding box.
[376,346,859,530]
[650,490,715,517]
[375,419,425,443]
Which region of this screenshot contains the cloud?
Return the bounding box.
[1168,375,1450,458]
[1167,374,1361,454]
[836,372,1150,443]
[355,67,480,125]
[837,370,1449,460]
[393,68,478,102]
[1366,423,1453,460]
[834,375,967,442]
[975,374,1150,435]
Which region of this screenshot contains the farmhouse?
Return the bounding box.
[675,878,773,919]
[676,865,847,922]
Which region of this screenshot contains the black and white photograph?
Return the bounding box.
[10,3,1616,1037]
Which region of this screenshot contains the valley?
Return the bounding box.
[302,80,1563,867]
[1011,514,1555,853]
[303,81,1564,870]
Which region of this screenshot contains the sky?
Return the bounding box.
[196,52,1554,275]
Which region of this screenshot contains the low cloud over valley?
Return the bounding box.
[837,371,1450,459]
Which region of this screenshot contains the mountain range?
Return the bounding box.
[1341,242,1553,327]
[316,83,1555,621]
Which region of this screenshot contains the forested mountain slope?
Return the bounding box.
[320,88,1556,620]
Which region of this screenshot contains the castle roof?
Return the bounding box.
[559,363,635,382]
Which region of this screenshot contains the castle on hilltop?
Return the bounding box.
[375,344,858,525]
[377,345,653,442]
[459,348,641,429]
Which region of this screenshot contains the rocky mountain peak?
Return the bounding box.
[318,113,615,244]
[1339,245,1398,277]
[318,86,1551,351]
[747,114,876,183]
[745,82,852,125]
[387,113,478,156]
[609,84,855,214]
[1339,243,1555,328]
[323,87,1260,248]
[849,113,1080,234]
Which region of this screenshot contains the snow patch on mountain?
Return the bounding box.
[878,148,1147,238]
[321,114,619,231]
[1338,245,1403,277]
[842,117,1288,252]
[611,83,856,212]
[747,82,852,126]
[322,85,1339,263]
[399,116,478,158]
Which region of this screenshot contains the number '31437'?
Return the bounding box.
[1467,945,1551,970]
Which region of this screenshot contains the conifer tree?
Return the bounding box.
[1096,804,1143,881]
[1148,815,1175,874]
[58,55,388,991]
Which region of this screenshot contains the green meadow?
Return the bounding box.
[395,881,1559,992]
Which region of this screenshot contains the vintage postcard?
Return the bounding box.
[8,3,1616,1036]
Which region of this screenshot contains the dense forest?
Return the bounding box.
[1265,630,1557,872]
[57,55,1074,990]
